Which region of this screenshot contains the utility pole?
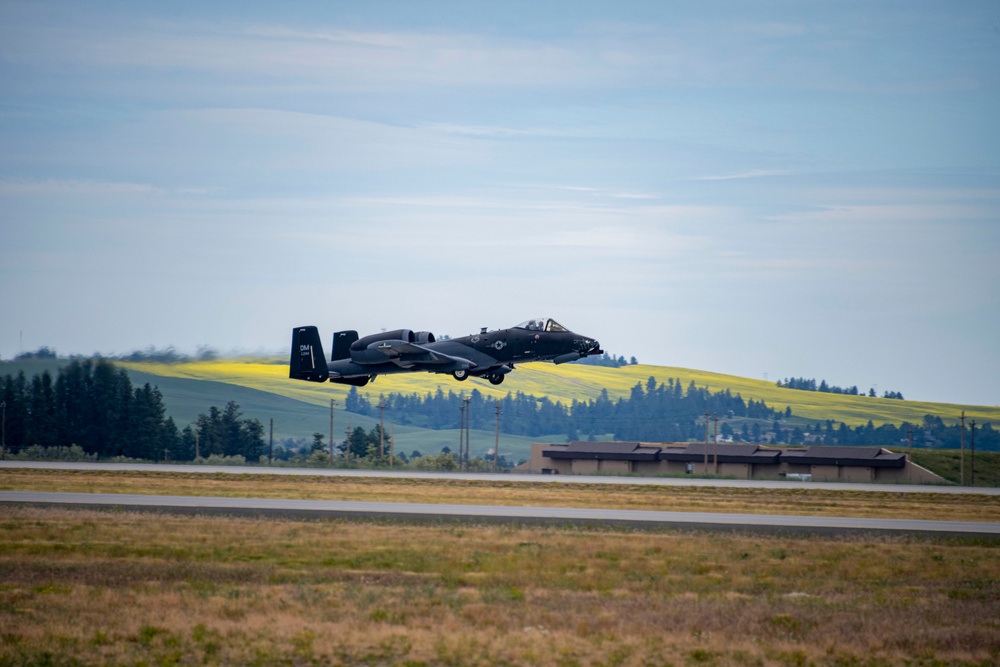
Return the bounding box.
[907,424,913,456]
[268,418,273,464]
[712,413,718,475]
[463,396,471,470]
[378,398,386,458]
[960,411,966,485]
[329,399,336,466]
[390,423,395,468]
[970,420,976,487]
[494,403,502,473]
[1,401,5,460]
[458,401,465,466]
[345,420,352,464]
[703,410,709,474]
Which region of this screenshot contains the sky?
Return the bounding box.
[1,1,998,406]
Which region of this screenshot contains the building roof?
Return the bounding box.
[541,442,906,468]
[660,443,782,464]
[543,441,661,461]
[783,446,906,468]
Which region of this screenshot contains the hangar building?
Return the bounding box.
[525,441,945,484]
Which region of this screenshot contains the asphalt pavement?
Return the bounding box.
[2,490,998,537]
[2,461,998,537]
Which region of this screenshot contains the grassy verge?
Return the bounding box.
[905,449,1000,487]
[1,507,997,666]
[3,468,1000,522]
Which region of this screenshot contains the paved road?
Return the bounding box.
[3,460,998,495]
[2,490,998,537]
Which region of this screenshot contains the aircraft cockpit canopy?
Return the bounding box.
[515,318,569,333]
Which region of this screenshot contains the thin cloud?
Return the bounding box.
[0,180,162,197]
[514,183,660,201]
[767,203,998,225]
[423,123,572,138]
[693,170,789,181]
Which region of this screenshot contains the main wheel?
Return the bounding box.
[453,370,469,381]
[488,374,505,385]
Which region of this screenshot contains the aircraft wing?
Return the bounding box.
[368,341,476,370]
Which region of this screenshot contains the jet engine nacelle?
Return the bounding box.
[415,331,436,344]
[351,329,415,351]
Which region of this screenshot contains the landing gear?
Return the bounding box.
[454,369,503,384]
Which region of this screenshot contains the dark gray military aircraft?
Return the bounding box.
[289,318,602,387]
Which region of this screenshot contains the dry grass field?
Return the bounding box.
[1,506,997,667]
[1,469,999,665]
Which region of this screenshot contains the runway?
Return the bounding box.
[3,460,998,495]
[3,462,997,537]
[2,489,998,538]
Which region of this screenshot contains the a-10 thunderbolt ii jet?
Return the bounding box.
[289,318,602,387]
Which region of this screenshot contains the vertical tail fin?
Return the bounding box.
[289,326,329,382]
[332,330,359,361]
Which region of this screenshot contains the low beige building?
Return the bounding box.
[524,441,945,485]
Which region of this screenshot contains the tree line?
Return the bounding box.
[576,352,637,368]
[721,416,997,450]
[345,378,997,451]
[345,376,783,442]
[809,415,997,450]
[776,376,904,399]
[13,345,220,364]
[1,359,263,461]
[0,360,501,467]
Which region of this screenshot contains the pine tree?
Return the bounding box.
[128,383,167,460]
[27,372,58,448]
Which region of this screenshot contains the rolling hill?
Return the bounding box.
[122,357,1000,427]
[5,357,997,463]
